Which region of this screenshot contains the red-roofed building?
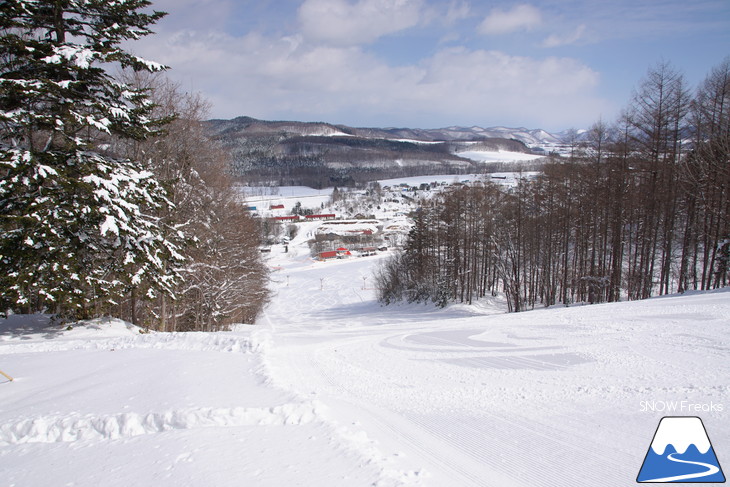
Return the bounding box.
[305,214,336,220]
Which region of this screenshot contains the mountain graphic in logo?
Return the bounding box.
[637,416,725,483]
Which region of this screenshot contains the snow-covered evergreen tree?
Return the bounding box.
[0,1,180,317]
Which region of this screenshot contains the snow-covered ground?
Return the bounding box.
[240,186,334,214]
[259,249,730,486]
[239,145,545,214]
[457,149,545,164]
[241,174,540,220]
[1,219,728,485]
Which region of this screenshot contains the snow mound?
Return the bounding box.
[0,315,141,341]
[0,401,324,446]
[0,330,257,355]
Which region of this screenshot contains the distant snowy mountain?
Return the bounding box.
[207,116,354,138]
[347,124,570,149]
[206,116,573,150]
[425,125,564,145]
[204,116,553,187]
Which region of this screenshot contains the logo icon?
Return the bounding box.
[637,416,725,483]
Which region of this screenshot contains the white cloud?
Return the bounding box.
[133,24,609,129]
[444,1,471,26]
[125,0,614,129]
[297,0,426,45]
[479,4,542,35]
[542,24,587,48]
[407,48,606,126]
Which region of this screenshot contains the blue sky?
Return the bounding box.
[131,0,730,131]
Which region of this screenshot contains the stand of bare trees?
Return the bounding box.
[377,59,730,311]
[114,76,269,330]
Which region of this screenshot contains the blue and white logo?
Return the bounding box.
[637,416,725,483]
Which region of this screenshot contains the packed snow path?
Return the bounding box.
[261,252,730,486]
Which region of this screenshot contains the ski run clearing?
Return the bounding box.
[2,211,729,486]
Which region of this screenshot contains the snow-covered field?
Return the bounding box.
[456,149,544,164]
[1,222,728,485]
[239,186,334,214]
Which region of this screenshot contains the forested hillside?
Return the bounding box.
[205,117,535,187]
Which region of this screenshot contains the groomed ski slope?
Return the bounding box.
[1,244,728,486]
[261,250,729,486]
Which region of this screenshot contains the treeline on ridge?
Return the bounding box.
[204,117,534,188]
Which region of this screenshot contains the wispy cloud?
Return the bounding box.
[444,0,471,26]
[297,0,426,45]
[542,24,587,47]
[478,4,542,36]
[532,0,729,43]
